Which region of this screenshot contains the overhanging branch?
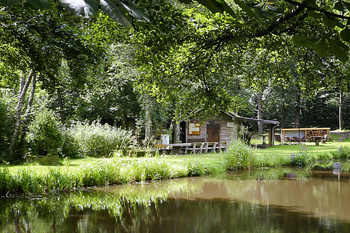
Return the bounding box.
[285,0,350,20]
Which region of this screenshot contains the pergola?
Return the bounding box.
[228,113,280,147]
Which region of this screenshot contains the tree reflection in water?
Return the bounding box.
[1,166,350,232]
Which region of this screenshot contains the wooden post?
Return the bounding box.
[268,124,274,147]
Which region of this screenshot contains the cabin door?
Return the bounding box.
[207,124,220,142]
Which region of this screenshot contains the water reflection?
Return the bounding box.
[1,165,350,232]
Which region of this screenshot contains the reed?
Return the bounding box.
[0,157,221,195]
[2,140,350,195]
[224,140,256,170]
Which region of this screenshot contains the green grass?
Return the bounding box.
[1,140,350,196]
[255,141,349,157]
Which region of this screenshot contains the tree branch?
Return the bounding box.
[285,0,350,20]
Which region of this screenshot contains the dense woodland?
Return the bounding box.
[0,0,350,162]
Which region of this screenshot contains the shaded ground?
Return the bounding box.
[330,131,350,142]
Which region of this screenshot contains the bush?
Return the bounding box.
[61,130,81,158]
[337,146,350,159]
[224,140,255,170]
[0,92,16,160]
[290,149,314,167]
[68,121,136,157]
[26,109,63,156]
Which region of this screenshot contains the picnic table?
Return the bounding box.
[165,143,192,154]
[311,136,323,146]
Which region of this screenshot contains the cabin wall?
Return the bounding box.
[185,113,240,143]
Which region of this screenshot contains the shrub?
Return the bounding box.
[0,92,16,160]
[68,121,136,157]
[224,140,255,170]
[317,152,334,160]
[337,146,350,159]
[61,130,81,158]
[290,149,314,167]
[255,153,290,167]
[26,109,63,156]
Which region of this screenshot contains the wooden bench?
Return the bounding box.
[185,142,206,154]
[311,136,323,146]
[154,144,172,154]
[185,141,228,154]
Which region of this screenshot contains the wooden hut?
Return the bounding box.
[180,111,279,147]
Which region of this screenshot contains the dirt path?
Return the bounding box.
[330,131,350,142]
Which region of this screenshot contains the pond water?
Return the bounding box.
[1,163,350,232]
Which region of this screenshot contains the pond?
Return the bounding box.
[1,162,350,232]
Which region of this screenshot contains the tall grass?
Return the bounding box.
[2,139,350,195]
[67,120,136,157]
[0,156,221,195]
[224,140,256,170]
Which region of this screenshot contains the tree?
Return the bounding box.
[2,0,350,61]
[0,5,102,161]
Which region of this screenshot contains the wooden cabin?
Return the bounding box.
[180,111,279,147]
[180,112,241,143]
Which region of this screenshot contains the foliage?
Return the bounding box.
[337,146,350,159]
[66,44,141,126]
[26,109,63,156]
[0,91,15,160]
[67,120,136,157]
[290,149,315,167]
[255,153,290,168]
[0,0,149,28]
[224,140,256,170]
[60,130,81,158]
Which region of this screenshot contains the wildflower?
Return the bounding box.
[290,153,295,158]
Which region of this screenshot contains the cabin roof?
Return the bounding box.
[227,112,279,125]
[182,110,279,125]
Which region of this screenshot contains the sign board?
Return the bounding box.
[227,122,234,128]
[189,122,201,135]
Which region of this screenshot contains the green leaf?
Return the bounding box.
[307,10,322,19]
[0,0,21,5]
[234,0,256,17]
[196,0,236,18]
[305,0,318,8]
[292,35,319,48]
[58,0,99,17]
[178,0,191,3]
[340,28,350,43]
[254,4,269,18]
[344,2,350,11]
[334,1,344,11]
[329,39,349,62]
[312,39,330,57]
[117,0,150,22]
[323,15,337,28]
[266,4,283,13]
[27,0,52,9]
[100,0,133,28]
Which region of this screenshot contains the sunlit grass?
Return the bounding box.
[2,140,350,195]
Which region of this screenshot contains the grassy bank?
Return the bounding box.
[1,139,350,196]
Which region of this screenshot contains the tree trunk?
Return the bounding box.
[7,70,35,161]
[339,89,343,131]
[19,74,36,153]
[144,94,153,145]
[57,88,66,123]
[294,91,301,127]
[173,121,180,143]
[257,92,263,134]
[281,103,286,128]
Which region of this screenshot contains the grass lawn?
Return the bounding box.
[6,139,350,175]
[1,137,350,195]
[3,131,350,174]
